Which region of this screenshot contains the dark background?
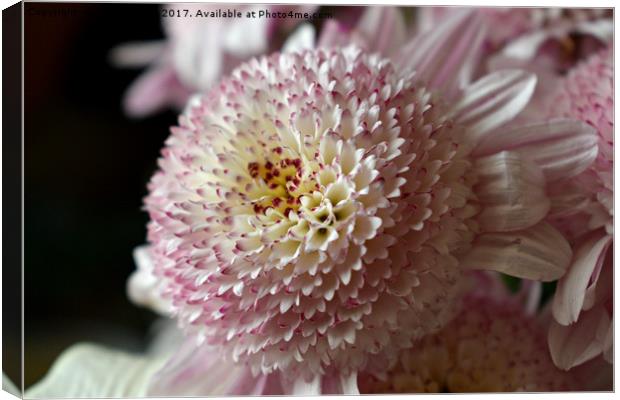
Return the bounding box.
[22,2,172,387]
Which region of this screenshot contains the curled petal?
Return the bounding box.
[462,222,572,281]
[451,69,536,141]
[548,305,611,370]
[552,230,611,325]
[474,119,599,182]
[474,151,549,232]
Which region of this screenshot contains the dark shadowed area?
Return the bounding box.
[24,2,170,387]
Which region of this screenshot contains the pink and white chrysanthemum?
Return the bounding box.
[357,275,604,393]
[131,12,598,394]
[545,48,613,370]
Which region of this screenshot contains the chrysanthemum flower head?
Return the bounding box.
[134,12,598,393]
[544,47,613,371]
[358,283,581,393]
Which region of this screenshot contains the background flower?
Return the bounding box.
[544,47,614,371]
[357,273,611,393]
[111,3,317,117]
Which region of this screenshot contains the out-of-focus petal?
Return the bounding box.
[223,6,270,57]
[128,246,173,315]
[123,67,189,118]
[548,305,610,370]
[451,70,536,141]
[355,6,406,57]
[147,337,279,396]
[282,24,316,53]
[3,373,19,397]
[25,344,167,398]
[462,221,572,281]
[396,10,486,99]
[474,119,599,182]
[474,151,549,232]
[108,41,166,67]
[552,230,611,325]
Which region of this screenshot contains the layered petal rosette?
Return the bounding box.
[132,12,598,394]
[358,274,611,393]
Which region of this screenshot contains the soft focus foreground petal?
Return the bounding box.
[462,222,571,281]
[123,67,189,118]
[552,230,612,325]
[548,305,610,370]
[282,24,316,54]
[3,373,19,397]
[128,246,173,315]
[451,69,536,141]
[474,151,549,232]
[355,6,406,57]
[395,10,485,99]
[147,337,278,396]
[474,119,598,182]
[25,344,167,398]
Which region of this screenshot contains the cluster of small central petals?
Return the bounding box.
[358,296,578,393]
[145,47,480,376]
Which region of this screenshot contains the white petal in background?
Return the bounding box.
[474,119,598,182]
[552,230,612,325]
[548,304,611,370]
[462,221,572,281]
[474,151,549,232]
[451,69,537,140]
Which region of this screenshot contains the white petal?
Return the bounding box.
[474,151,549,232]
[282,24,315,54]
[292,374,321,395]
[223,7,269,56]
[474,119,598,182]
[148,338,274,396]
[552,231,612,325]
[128,246,173,315]
[3,373,19,397]
[548,305,610,370]
[462,222,572,281]
[25,344,167,398]
[451,69,536,141]
[339,371,360,394]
